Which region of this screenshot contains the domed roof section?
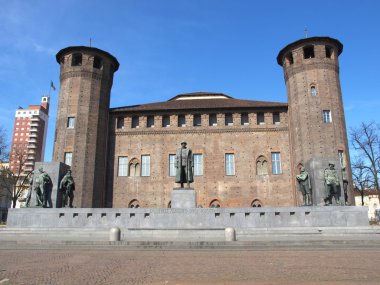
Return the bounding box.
[277,36,343,66]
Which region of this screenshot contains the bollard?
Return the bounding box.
[109,227,121,242]
[225,227,236,241]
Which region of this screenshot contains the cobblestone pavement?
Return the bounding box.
[0,247,379,285]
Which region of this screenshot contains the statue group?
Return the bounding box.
[25,167,52,208]
[297,162,349,207]
[26,168,75,208]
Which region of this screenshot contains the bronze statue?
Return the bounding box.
[33,167,52,208]
[25,172,34,207]
[324,162,341,205]
[342,167,350,205]
[296,166,312,206]
[59,170,75,208]
[175,141,194,188]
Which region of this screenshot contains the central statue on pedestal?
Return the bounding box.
[175,141,194,188]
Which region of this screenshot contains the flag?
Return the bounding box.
[50,81,56,91]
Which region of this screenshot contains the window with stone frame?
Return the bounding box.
[257,112,265,125]
[209,114,217,126]
[271,152,281,175]
[241,113,249,125]
[273,112,280,124]
[116,117,124,129]
[178,114,186,127]
[193,114,201,127]
[117,156,128,176]
[256,156,268,175]
[169,154,176,177]
[193,154,203,176]
[131,116,139,128]
[251,199,262,207]
[67,117,75,128]
[147,115,154,128]
[209,199,221,208]
[225,113,233,126]
[225,153,235,176]
[141,155,150,177]
[129,158,140,177]
[162,115,170,127]
[323,110,332,123]
[64,152,72,166]
[128,199,140,208]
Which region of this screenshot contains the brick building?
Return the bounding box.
[9,96,49,174]
[53,36,352,208]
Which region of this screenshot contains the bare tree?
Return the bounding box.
[350,121,380,199]
[351,158,372,205]
[0,149,31,208]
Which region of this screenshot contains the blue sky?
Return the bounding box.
[0,0,379,161]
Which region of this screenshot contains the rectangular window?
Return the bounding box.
[338,150,344,167]
[241,113,249,125]
[323,110,332,123]
[271,152,281,175]
[311,86,317,96]
[169,154,176,177]
[67,117,75,128]
[178,114,186,127]
[225,113,233,126]
[193,114,201,127]
[194,154,203,176]
[209,114,217,126]
[141,155,150,176]
[257,112,265,125]
[64,152,72,166]
[118,156,128,176]
[116,117,124,129]
[131,116,139,128]
[225,153,235,176]
[273,112,280,124]
[147,115,154,128]
[162,115,170,127]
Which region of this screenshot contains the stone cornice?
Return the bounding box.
[114,127,289,136]
[284,62,339,81]
[60,70,103,81]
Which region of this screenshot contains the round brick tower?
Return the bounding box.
[277,37,352,205]
[54,46,119,207]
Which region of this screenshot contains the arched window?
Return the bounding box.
[256,156,268,175]
[128,199,140,208]
[71,53,82,66]
[129,158,140,177]
[167,201,171,208]
[285,52,294,65]
[311,86,317,97]
[209,199,221,208]
[303,46,315,59]
[93,56,103,69]
[251,199,262,207]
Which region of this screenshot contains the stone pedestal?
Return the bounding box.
[171,188,196,208]
[31,162,70,208]
[306,158,344,206]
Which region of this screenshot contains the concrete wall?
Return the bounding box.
[7,206,369,228]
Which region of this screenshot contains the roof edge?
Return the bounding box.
[56,46,120,71]
[277,36,343,66]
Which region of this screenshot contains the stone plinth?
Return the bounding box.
[171,188,196,208]
[31,162,70,208]
[7,206,369,229]
[306,158,345,206]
